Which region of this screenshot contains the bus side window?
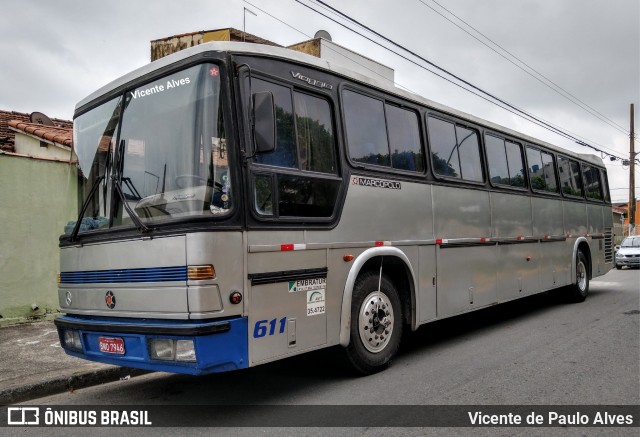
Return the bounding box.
[558,156,584,197]
[527,146,558,193]
[582,164,603,201]
[343,89,390,167]
[486,134,525,188]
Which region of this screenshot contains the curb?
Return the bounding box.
[0,366,150,405]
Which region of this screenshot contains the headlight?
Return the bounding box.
[63,330,83,351]
[149,339,196,362]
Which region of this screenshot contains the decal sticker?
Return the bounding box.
[105,291,116,309]
[129,76,191,100]
[288,277,326,293]
[307,289,325,316]
[209,67,219,77]
[351,176,401,190]
[290,71,333,90]
[253,317,286,338]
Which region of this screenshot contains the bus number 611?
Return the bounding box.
[253,317,287,338]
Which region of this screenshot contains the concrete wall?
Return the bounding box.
[0,154,77,325]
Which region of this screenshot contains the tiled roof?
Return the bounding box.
[8,120,72,148]
[0,110,72,152]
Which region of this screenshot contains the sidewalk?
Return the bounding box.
[0,320,148,405]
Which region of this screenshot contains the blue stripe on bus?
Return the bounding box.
[60,266,188,284]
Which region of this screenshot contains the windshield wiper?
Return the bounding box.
[113,180,150,234]
[69,175,105,242]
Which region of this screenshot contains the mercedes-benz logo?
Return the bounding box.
[105,291,116,309]
[65,291,72,307]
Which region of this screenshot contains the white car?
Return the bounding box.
[615,236,640,270]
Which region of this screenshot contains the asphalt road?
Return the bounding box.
[8,268,640,435]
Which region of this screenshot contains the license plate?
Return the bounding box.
[98,337,125,355]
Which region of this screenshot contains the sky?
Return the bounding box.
[1,0,638,202]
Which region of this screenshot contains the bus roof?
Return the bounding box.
[76,41,605,167]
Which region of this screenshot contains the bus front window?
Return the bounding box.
[71,63,230,235]
[116,63,230,225]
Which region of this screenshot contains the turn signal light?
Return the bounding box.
[188,265,216,280]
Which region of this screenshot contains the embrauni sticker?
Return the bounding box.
[288,277,326,293]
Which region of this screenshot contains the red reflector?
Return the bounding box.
[281,244,294,251]
[480,238,488,243]
[375,241,384,247]
[436,239,443,245]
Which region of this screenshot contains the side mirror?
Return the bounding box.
[252,92,276,154]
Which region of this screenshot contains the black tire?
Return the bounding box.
[567,251,589,303]
[616,264,622,270]
[344,271,403,375]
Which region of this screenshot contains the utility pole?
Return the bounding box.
[630,103,636,235]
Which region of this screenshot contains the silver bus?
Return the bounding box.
[55,42,613,375]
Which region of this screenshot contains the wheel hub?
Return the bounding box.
[358,291,394,353]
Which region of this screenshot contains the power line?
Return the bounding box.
[305,0,626,160]
[420,0,632,138]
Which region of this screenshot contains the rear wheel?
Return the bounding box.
[344,271,403,375]
[567,251,589,302]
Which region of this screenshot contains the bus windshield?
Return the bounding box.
[72,63,230,234]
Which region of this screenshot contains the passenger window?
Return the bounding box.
[558,156,584,197]
[294,91,337,174]
[485,135,509,185]
[505,141,525,187]
[428,117,460,178]
[427,117,482,181]
[526,147,558,193]
[486,134,524,187]
[582,164,603,201]
[252,78,297,169]
[386,104,424,172]
[456,125,483,182]
[343,90,390,167]
[343,90,425,172]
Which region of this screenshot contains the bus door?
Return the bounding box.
[234,57,342,364]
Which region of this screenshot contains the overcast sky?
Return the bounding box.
[2,0,638,202]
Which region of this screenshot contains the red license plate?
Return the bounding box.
[98,337,125,355]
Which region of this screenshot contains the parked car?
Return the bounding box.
[615,236,640,270]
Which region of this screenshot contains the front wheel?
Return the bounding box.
[344,271,403,375]
[567,251,589,303]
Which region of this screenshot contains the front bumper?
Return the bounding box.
[615,256,640,267]
[54,315,248,375]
